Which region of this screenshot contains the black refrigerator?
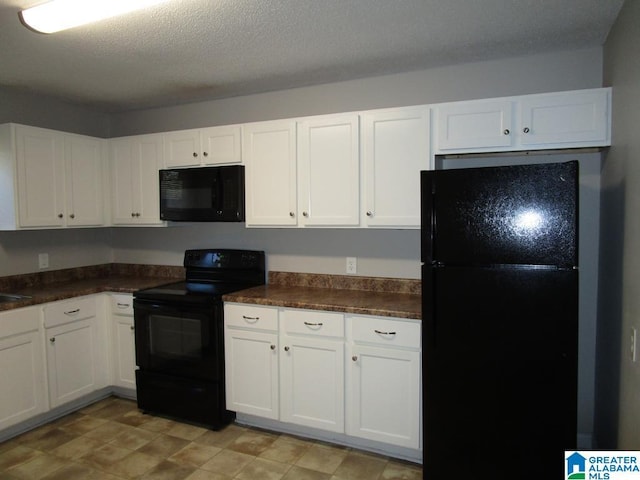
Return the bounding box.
[421,161,578,479]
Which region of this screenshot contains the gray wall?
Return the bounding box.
[110,47,603,136]
[0,87,109,138]
[598,0,640,449]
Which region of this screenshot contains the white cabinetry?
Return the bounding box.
[243,120,298,226]
[434,88,611,154]
[0,124,105,230]
[346,315,421,449]
[297,114,360,226]
[243,115,359,227]
[164,125,242,168]
[224,304,279,419]
[0,306,47,430]
[110,294,136,391]
[44,296,108,408]
[110,134,164,225]
[280,309,344,432]
[361,107,430,228]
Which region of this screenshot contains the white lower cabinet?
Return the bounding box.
[280,309,344,432]
[44,296,108,409]
[224,302,422,452]
[0,306,47,430]
[346,315,422,449]
[224,304,279,419]
[110,294,136,390]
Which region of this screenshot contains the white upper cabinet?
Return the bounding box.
[0,124,105,230]
[243,120,298,227]
[111,134,164,225]
[361,106,430,228]
[297,114,360,227]
[518,89,610,146]
[434,88,611,154]
[164,125,242,168]
[64,134,104,227]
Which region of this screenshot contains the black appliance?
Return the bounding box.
[421,161,578,479]
[134,248,265,429]
[159,165,245,222]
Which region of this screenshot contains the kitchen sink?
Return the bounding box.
[0,293,31,303]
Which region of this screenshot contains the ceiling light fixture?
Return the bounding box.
[19,0,169,34]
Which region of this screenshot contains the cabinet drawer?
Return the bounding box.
[282,309,344,338]
[43,297,96,328]
[225,303,278,331]
[0,306,41,338]
[111,294,133,316]
[349,315,421,349]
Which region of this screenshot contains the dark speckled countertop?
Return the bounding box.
[223,271,422,320]
[0,266,422,320]
[0,264,183,312]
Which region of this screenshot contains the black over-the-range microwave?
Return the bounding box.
[159,165,245,222]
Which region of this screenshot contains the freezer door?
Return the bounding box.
[421,161,578,266]
[422,264,578,479]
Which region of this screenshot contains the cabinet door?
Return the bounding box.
[111,135,163,225]
[243,121,298,226]
[200,125,242,165]
[298,115,360,226]
[0,330,47,430]
[224,328,279,419]
[436,100,513,152]
[164,129,201,168]
[15,125,65,227]
[362,107,429,228]
[65,134,104,226]
[113,315,136,389]
[346,343,420,448]
[280,334,344,432]
[519,89,610,147]
[111,137,136,224]
[46,318,98,408]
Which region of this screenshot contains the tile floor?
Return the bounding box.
[0,396,423,479]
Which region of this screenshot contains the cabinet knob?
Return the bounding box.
[366,211,373,217]
[130,325,135,331]
[302,211,308,217]
[352,355,358,362]
[193,152,198,157]
[69,214,75,219]
[203,151,208,157]
[503,129,510,135]
[284,346,290,352]
[523,127,530,134]
[289,212,295,217]
[58,213,63,218]
[270,344,276,350]
[49,337,55,344]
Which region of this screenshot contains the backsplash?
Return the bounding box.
[268,271,421,295]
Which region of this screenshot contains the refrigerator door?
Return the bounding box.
[421,161,578,267]
[422,264,578,478]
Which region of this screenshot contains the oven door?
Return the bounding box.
[134,299,223,381]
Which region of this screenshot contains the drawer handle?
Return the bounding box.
[117,303,130,308]
[242,315,259,322]
[303,322,323,327]
[374,329,396,335]
[64,309,80,315]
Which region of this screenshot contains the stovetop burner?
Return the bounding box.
[134,249,265,304]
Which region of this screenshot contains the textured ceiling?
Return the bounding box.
[0,0,626,113]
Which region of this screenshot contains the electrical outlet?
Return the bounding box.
[346,257,357,275]
[38,253,49,269]
[631,327,637,362]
